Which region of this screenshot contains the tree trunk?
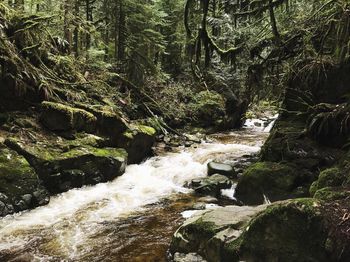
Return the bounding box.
[73,0,80,57]
[117,0,126,61]
[64,0,72,51]
[268,0,280,41]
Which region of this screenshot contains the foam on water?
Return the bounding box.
[0,139,261,260]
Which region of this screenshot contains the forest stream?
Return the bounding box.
[0,121,273,262]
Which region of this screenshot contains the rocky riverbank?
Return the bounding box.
[170,63,350,261]
[0,102,156,217]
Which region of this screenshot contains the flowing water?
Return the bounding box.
[0,122,273,262]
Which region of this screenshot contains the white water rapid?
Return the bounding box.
[0,125,272,261]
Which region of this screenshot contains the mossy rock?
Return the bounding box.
[41,101,97,133]
[170,205,267,261]
[74,103,129,138]
[235,162,300,205]
[0,145,49,216]
[224,199,329,262]
[5,138,127,194]
[189,91,226,127]
[261,117,343,170]
[310,168,346,197]
[313,187,350,201]
[117,124,156,164]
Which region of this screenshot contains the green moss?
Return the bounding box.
[42,101,74,117]
[317,167,344,188]
[88,147,127,159]
[122,124,156,141]
[5,137,127,163]
[310,168,346,197]
[314,187,350,201]
[191,219,219,236]
[41,101,97,132]
[189,91,226,126]
[0,146,39,197]
[133,124,156,136]
[68,134,105,148]
[235,162,297,205]
[57,146,127,161]
[309,181,319,196]
[123,130,134,139]
[226,199,327,262]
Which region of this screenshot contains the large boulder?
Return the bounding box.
[171,199,349,262]
[117,124,156,164]
[189,91,226,127]
[309,167,346,196]
[74,103,129,139]
[5,138,127,194]
[170,205,267,261]
[223,199,331,262]
[41,101,97,132]
[235,162,307,205]
[0,144,49,216]
[261,116,343,170]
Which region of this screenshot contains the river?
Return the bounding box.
[0,121,273,262]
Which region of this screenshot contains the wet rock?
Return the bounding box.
[170,204,267,261]
[197,196,218,204]
[223,199,331,262]
[5,138,127,194]
[173,252,207,262]
[117,124,156,164]
[14,199,28,212]
[207,162,236,178]
[235,162,305,205]
[191,174,233,197]
[0,193,8,202]
[0,144,49,216]
[32,189,50,206]
[0,201,8,217]
[261,117,343,170]
[171,199,345,262]
[21,194,32,206]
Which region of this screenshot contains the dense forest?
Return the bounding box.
[0,0,350,261]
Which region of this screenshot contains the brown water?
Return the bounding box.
[0,129,269,262]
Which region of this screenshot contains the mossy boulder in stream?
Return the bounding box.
[117,124,156,164]
[170,205,266,259]
[0,144,49,216]
[223,199,329,262]
[171,199,343,262]
[5,138,127,194]
[170,205,268,261]
[235,162,302,205]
